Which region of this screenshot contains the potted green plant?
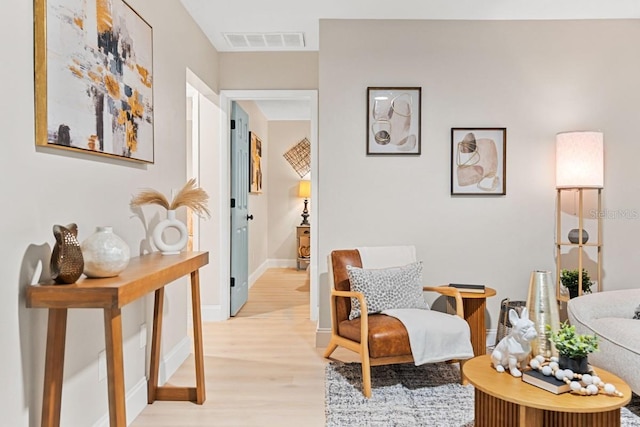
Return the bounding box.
[546,321,598,373]
[560,268,593,299]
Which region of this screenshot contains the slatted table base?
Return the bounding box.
[474,388,621,427]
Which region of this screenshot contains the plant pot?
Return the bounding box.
[569,288,579,299]
[559,355,589,374]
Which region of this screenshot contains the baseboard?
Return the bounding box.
[92,337,191,426]
[249,260,269,288]
[316,327,331,348]
[92,377,147,427]
[268,258,297,269]
[201,304,225,322]
[159,336,192,385]
[486,328,497,350]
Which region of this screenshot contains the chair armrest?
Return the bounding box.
[568,289,640,324]
[329,289,369,345]
[423,286,464,318]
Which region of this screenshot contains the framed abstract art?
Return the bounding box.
[249,132,263,194]
[35,0,154,163]
[451,128,506,195]
[366,87,421,155]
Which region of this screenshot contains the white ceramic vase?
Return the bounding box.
[81,226,130,278]
[152,210,188,255]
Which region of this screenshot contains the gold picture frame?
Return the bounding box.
[35,0,154,163]
[249,132,263,194]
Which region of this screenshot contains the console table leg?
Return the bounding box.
[104,308,126,427]
[41,308,67,427]
[190,270,206,404]
[148,287,164,403]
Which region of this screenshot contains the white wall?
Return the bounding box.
[268,121,312,261]
[219,52,318,90]
[317,19,640,331]
[1,0,219,425]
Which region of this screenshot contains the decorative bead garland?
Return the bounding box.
[529,355,624,397]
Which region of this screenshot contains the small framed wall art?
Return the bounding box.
[35,0,154,163]
[451,128,506,195]
[366,87,421,155]
[249,132,263,194]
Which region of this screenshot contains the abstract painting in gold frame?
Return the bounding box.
[35,0,154,163]
[249,132,263,194]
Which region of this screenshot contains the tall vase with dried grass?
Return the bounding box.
[131,179,210,255]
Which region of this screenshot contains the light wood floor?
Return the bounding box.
[131,267,352,426]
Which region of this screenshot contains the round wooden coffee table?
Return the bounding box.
[463,355,632,427]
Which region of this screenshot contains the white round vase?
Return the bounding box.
[152,210,188,255]
[81,226,131,278]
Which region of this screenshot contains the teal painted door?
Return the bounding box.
[230,102,250,316]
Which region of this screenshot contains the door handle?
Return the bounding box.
[247,214,254,220]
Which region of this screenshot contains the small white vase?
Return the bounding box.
[81,226,131,278]
[152,210,188,255]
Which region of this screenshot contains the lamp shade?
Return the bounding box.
[298,180,311,198]
[556,131,604,188]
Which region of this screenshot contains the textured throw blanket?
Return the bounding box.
[382,308,474,365]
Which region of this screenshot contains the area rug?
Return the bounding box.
[325,362,640,427]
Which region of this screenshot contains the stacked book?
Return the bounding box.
[448,283,486,294]
[521,369,571,394]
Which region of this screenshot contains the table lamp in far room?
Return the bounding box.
[298,180,311,225]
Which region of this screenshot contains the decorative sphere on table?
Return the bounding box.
[81,226,130,278]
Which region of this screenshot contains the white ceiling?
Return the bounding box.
[180,0,639,52]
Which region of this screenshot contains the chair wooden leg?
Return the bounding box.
[361,349,372,398]
[459,359,469,386]
[323,341,338,358]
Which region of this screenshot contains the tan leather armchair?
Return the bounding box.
[323,248,470,397]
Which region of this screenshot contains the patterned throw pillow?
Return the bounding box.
[346,261,428,320]
[634,305,640,320]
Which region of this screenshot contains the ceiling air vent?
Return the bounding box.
[223,32,305,50]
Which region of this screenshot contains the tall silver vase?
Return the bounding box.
[526,270,560,358]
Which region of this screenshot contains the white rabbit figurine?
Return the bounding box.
[491,308,537,377]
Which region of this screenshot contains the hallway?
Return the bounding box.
[131,268,326,426]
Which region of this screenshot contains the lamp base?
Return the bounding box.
[300,198,310,226]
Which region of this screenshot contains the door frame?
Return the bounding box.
[219,90,319,321]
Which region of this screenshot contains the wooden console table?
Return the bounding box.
[26,251,209,427]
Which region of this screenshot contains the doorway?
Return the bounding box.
[186,69,222,321]
[220,90,318,321]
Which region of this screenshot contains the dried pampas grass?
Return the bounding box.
[131,178,210,218]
